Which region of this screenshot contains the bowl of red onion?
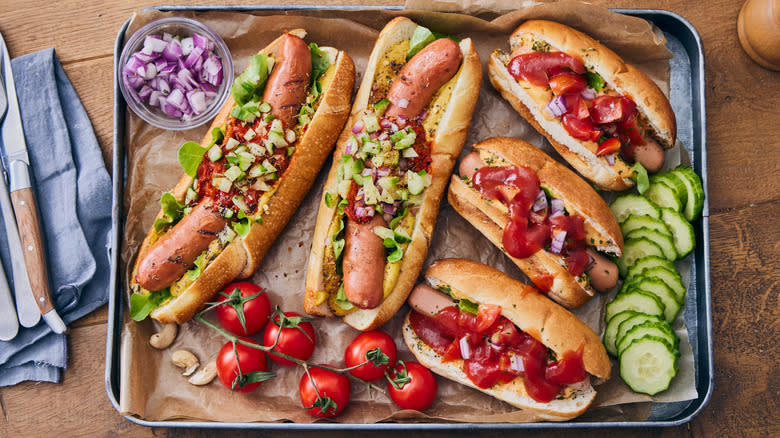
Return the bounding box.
[118,17,233,130]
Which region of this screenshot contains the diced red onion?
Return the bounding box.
[459,337,472,360]
[532,189,548,212]
[184,46,204,68]
[144,36,168,54]
[344,143,354,155]
[376,167,390,177]
[352,119,364,134]
[162,39,183,61]
[361,168,373,177]
[133,51,157,64]
[509,354,524,373]
[166,88,186,110]
[550,230,567,254]
[379,119,392,129]
[148,90,162,108]
[418,110,427,120]
[396,116,407,127]
[158,79,170,95]
[398,158,409,171]
[181,37,194,56]
[550,198,565,217]
[605,153,616,166]
[378,132,389,141]
[186,90,207,115]
[125,73,145,89]
[410,206,420,216]
[162,32,173,42]
[383,203,396,214]
[153,57,168,72]
[192,33,209,51]
[354,206,366,217]
[137,85,153,100]
[581,87,597,100]
[397,98,409,109]
[545,95,567,117]
[389,122,399,133]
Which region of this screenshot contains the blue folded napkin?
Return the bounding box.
[0,48,112,386]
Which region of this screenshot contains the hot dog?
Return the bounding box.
[488,20,676,190]
[402,259,611,421]
[129,30,355,324]
[449,137,623,308]
[304,17,482,331]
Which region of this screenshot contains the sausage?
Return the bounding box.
[585,248,619,292]
[262,33,312,127]
[458,151,483,180]
[408,283,456,316]
[135,202,227,291]
[386,38,463,119]
[342,215,388,309]
[633,137,666,173]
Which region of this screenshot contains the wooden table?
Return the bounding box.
[0,1,777,436]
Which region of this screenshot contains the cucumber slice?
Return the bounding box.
[615,313,667,347]
[645,181,683,213]
[610,194,661,223]
[625,227,678,261]
[651,172,688,207]
[623,278,682,322]
[660,207,696,259]
[620,215,672,239]
[605,290,665,323]
[604,310,643,357]
[625,256,675,282]
[619,336,679,395]
[618,238,666,276]
[638,266,686,303]
[618,322,679,356]
[671,166,704,221]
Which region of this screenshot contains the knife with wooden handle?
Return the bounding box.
[0,32,65,334]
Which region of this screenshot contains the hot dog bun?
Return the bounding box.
[304,17,482,331]
[488,20,676,190]
[402,258,610,421]
[131,30,355,324]
[449,137,623,308]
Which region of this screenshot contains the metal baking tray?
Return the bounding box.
[106,4,712,429]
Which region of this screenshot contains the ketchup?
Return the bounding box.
[508,51,649,160]
[473,165,590,276]
[409,305,586,403]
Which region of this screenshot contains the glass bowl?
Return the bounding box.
[118,17,233,130]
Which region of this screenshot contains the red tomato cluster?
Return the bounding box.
[211,282,439,417]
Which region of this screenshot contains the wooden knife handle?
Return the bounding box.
[10,187,54,314]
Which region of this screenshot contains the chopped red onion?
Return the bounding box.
[184,46,204,68]
[532,189,548,211]
[550,198,565,217]
[389,122,399,133]
[344,143,354,155]
[376,167,390,177]
[545,95,568,117]
[383,203,396,214]
[418,110,427,120]
[378,132,389,141]
[509,354,524,373]
[397,98,409,109]
[550,230,567,254]
[398,158,409,171]
[605,153,616,166]
[354,206,366,217]
[181,37,194,56]
[166,88,186,110]
[143,35,168,54]
[379,119,392,129]
[137,85,153,100]
[186,90,207,115]
[361,168,373,177]
[459,337,472,360]
[352,119,364,134]
[581,87,597,100]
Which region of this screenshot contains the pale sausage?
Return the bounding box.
[633,137,666,173]
[585,248,619,292]
[343,215,388,309]
[408,283,456,316]
[458,151,483,180]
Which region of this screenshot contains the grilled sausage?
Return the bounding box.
[585,248,619,292]
[386,38,463,119]
[262,33,312,127]
[135,202,227,291]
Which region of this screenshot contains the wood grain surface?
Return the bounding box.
[1,0,778,437]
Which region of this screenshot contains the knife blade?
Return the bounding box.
[0,253,19,341]
[0,32,65,334]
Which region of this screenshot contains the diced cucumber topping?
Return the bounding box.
[625,255,675,282]
[617,237,666,276]
[212,176,232,193]
[604,310,643,357]
[671,166,705,221]
[605,290,665,323]
[617,322,679,357]
[610,194,661,223]
[625,227,678,261]
[660,207,696,259]
[225,137,239,151]
[224,166,244,182]
[207,145,223,162]
[364,115,380,133]
[645,181,683,213]
[620,215,672,238]
[619,336,679,395]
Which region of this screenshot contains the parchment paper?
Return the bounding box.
[119,1,697,424]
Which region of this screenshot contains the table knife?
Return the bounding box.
[0,32,65,334]
[0,254,18,340]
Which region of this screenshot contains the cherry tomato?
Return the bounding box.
[386,361,437,411]
[596,137,622,156]
[508,52,586,86]
[263,311,316,366]
[549,72,587,96]
[299,366,351,418]
[216,337,270,393]
[562,114,601,141]
[344,330,398,381]
[545,348,587,385]
[215,282,271,336]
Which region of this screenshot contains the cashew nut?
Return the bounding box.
[188,360,217,386]
[171,350,199,376]
[149,323,178,349]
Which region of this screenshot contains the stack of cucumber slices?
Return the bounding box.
[604,165,704,396]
